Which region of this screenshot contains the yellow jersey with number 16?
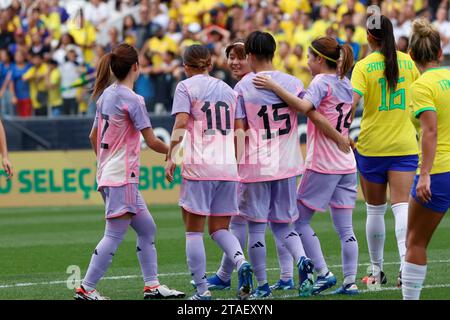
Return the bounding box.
[351,51,419,156]
[410,67,450,175]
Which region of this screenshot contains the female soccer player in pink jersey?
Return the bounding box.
[254,36,359,295]
[207,40,296,292]
[235,31,349,298]
[75,43,184,300]
[165,44,253,300]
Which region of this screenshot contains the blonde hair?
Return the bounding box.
[409,19,441,66]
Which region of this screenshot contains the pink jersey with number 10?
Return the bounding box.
[303,73,356,174]
[235,71,304,182]
[94,83,152,189]
[171,74,243,181]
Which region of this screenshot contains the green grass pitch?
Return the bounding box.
[0,201,448,300]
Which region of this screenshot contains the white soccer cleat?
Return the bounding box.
[74,286,110,300]
[143,284,185,299]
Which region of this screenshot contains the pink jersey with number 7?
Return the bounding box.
[93,83,151,189]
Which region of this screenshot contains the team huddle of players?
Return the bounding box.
[67,14,449,301]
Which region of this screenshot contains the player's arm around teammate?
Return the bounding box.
[402,19,450,300]
[254,36,361,295]
[252,42,355,154]
[0,118,13,178]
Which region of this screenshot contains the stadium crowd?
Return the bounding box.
[0,0,449,117]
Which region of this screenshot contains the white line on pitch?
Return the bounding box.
[0,259,449,290]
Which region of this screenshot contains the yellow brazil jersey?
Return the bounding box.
[310,20,332,41]
[68,20,96,64]
[148,35,178,67]
[410,67,450,174]
[48,68,63,107]
[179,1,201,25]
[279,0,311,15]
[351,51,420,156]
[41,12,62,40]
[23,63,49,109]
[288,54,312,87]
[337,2,366,21]
[339,26,368,46]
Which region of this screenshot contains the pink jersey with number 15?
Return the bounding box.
[234,71,304,182]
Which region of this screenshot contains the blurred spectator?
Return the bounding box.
[84,0,110,30]
[0,10,15,50]
[311,6,333,41]
[67,8,96,65]
[338,24,361,62]
[9,50,32,117]
[29,31,51,58]
[23,52,49,116]
[433,6,450,66]
[0,49,14,117]
[9,29,28,56]
[53,33,83,65]
[337,0,366,21]
[167,19,182,44]
[105,27,122,53]
[0,0,448,119]
[46,59,63,117]
[339,12,368,59]
[60,49,80,116]
[393,10,412,42]
[397,35,409,53]
[289,44,312,87]
[142,23,177,68]
[136,5,156,50]
[273,41,290,73]
[123,15,138,47]
[134,53,155,112]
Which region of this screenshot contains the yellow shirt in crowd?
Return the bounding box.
[23,63,49,109]
[48,68,63,108]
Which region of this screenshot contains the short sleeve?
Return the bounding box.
[22,67,34,81]
[128,96,152,131]
[171,82,191,115]
[92,110,99,129]
[235,95,246,119]
[410,81,436,118]
[291,77,304,97]
[351,61,366,97]
[303,76,328,109]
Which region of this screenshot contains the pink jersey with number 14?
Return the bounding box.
[303,73,356,174]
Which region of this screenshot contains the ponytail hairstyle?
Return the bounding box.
[310,36,354,79]
[183,44,212,71]
[92,43,139,99]
[409,18,441,67]
[367,15,399,90]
